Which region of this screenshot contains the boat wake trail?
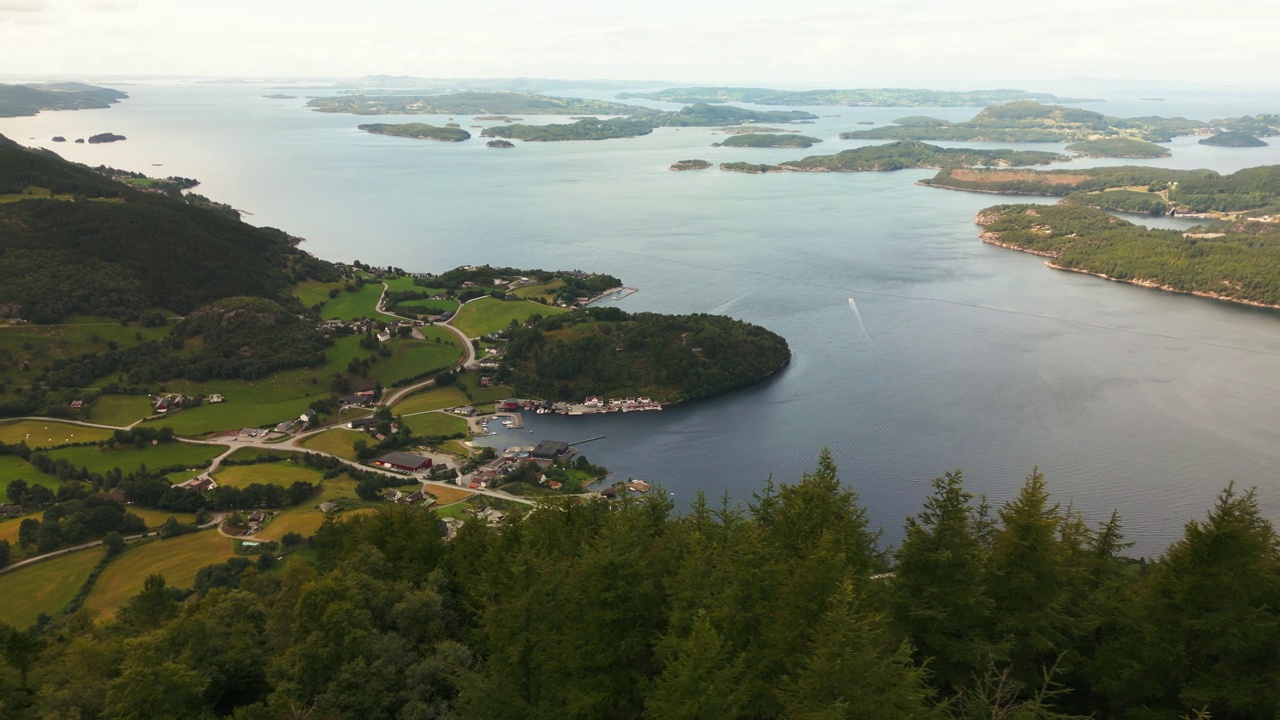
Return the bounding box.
[847,298,874,344]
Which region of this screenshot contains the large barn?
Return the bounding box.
[372,452,432,473]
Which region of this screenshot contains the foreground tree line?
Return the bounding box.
[1,453,1277,719]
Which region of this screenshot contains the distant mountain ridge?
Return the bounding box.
[0,82,128,118]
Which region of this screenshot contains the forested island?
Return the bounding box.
[721,141,1064,173]
[975,203,1280,307]
[617,86,1100,106]
[357,123,472,142]
[86,133,126,144]
[924,164,1280,216]
[1211,113,1280,137]
[494,307,790,403]
[1065,137,1171,158]
[261,94,297,100]
[842,101,1209,143]
[1200,131,1268,147]
[0,82,128,118]
[669,159,711,170]
[717,133,821,148]
[482,118,654,142]
[485,139,515,148]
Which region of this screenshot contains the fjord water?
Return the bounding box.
[7,84,1280,555]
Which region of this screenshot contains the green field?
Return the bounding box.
[512,279,565,299]
[402,412,469,438]
[85,531,233,616]
[0,510,40,545]
[141,372,329,436]
[292,279,347,309]
[314,283,397,322]
[213,463,325,488]
[0,316,171,386]
[0,547,106,629]
[254,476,379,541]
[0,420,115,449]
[390,385,471,415]
[392,298,459,315]
[298,429,365,461]
[0,454,63,489]
[366,340,464,385]
[451,297,566,338]
[456,372,515,404]
[225,446,302,463]
[88,395,153,427]
[125,507,198,529]
[45,441,226,475]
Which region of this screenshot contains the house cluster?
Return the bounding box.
[382,487,434,506]
[151,393,189,414]
[532,396,663,415]
[461,440,573,490]
[347,415,402,442]
[316,317,424,339]
[175,476,217,492]
[339,390,378,408]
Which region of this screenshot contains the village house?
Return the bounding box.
[372,451,432,474]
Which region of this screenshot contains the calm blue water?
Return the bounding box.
[6,82,1280,555]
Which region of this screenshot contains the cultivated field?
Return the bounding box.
[451,297,566,338]
[85,531,233,616]
[0,420,114,448]
[298,429,365,461]
[125,507,198,529]
[0,547,106,629]
[402,412,468,438]
[0,455,62,489]
[390,385,471,415]
[212,463,326,488]
[45,441,226,476]
[88,395,154,427]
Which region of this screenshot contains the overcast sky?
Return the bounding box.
[1,0,1278,87]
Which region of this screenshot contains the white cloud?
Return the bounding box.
[0,0,49,11]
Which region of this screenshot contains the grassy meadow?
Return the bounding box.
[85,531,233,616]
[0,547,106,629]
[45,441,226,475]
[0,420,114,449]
[451,297,566,338]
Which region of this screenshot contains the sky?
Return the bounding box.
[2,0,1279,87]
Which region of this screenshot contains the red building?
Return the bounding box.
[372,452,432,473]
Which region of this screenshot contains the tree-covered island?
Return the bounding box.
[1065,137,1171,158]
[669,159,712,171]
[841,101,1210,143]
[716,134,822,148]
[1200,131,1268,147]
[720,140,1065,173]
[482,118,654,142]
[357,123,472,142]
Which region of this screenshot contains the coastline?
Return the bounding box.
[980,232,1280,310]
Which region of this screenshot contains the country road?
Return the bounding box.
[0,512,226,576]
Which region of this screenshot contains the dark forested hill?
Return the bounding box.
[0,82,128,118]
[0,135,335,323]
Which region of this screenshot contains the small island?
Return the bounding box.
[262,94,297,100]
[87,132,126,144]
[720,162,784,174]
[716,126,791,134]
[357,123,471,142]
[724,141,1065,174]
[669,159,712,171]
[475,115,523,122]
[717,134,822,149]
[1065,137,1171,158]
[1200,131,1268,147]
[482,118,653,142]
[486,139,515,149]
[51,136,65,142]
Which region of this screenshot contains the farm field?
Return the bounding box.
[0,455,62,489]
[253,476,379,541]
[85,531,233,616]
[212,463,325,488]
[390,385,471,415]
[298,429,364,461]
[314,283,397,322]
[456,372,515,404]
[126,507,198,529]
[0,547,106,629]
[426,484,473,505]
[512,279,564,299]
[88,395,153,426]
[392,298,459,315]
[292,279,346,308]
[402,412,468,438]
[0,510,40,545]
[45,441,226,475]
[366,340,464,386]
[450,297,566,338]
[0,420,114,448]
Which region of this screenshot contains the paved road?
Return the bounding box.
[376,282,479,408]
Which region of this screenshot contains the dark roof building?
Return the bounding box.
[372,452,432,473]
[531,440,570,460]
